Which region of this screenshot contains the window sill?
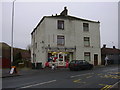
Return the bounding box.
[57,45,65,46]
[84,46,90,47]
[58,28,64,30]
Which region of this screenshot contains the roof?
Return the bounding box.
[0,42,10,49]
[31,15,100,34]
[101,48,120,55]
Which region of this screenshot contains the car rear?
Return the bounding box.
[69,60,93,71]
[69,60,81,71]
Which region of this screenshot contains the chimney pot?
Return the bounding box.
[113,46,115,49]
[64,7,67,10]
[60,6,68,16]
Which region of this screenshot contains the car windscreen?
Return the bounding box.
[76,60,83,64]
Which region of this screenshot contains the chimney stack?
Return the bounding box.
[103,44,106,48]
[60,7,68,16]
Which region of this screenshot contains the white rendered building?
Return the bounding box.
[31,7,101,68]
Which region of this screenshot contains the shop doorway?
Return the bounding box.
[47,52,73,67]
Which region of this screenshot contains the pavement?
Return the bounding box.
[1,68,21,78]
[1,64,120,89]
[1,67,66,78]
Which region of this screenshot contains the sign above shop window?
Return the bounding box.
[46,47,76,52]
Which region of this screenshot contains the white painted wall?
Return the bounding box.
[31,16,101,66]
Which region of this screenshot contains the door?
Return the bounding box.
[58,53,65,67]
[94,54,98,66]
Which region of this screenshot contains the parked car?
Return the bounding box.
[69,60,93,71]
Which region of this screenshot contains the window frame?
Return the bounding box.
[84,37,90,47]
[84,52,91,61]
[57,35,65,46]
[83,23,89,32]
[57,20,64,30]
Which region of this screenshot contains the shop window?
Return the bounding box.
[57,35,65,46]
[83,23,89,31]
[84,37,90,47]
[84,52,91,61]
[57,20,64,30]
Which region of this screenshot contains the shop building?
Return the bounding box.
[31,7,101,68]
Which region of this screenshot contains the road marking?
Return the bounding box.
[100,74,120,79]
[20,80,56,88]
[97,73,102,75]
[100,85,112,90]
[73,79,86,84]
[101,85,108,90]
[73,79,81,83]
[86,76,92,78]
[109,80,120,89]
[102,68,118,72]
[78,82,86,84]
[70,73,94,78]
[99,84,106,86]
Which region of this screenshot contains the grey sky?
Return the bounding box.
[1,1,118,49]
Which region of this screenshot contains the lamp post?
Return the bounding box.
[11,0,16,66]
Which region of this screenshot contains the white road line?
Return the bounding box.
[20,80,56,88]
[109,80,120,89]
[70,73,94,78]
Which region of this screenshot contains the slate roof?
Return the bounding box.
[101,48,120,55]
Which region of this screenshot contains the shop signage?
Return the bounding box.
[47,47,76,52]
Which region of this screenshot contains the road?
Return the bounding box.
[2,65,120,89]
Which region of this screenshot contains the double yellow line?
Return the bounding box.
[73,79,81,83]
[100,85,112,90]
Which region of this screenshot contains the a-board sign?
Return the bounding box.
[10,66,16,74]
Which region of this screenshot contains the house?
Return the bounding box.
[101,45,120,65]
[0,42,31,68]
[0,42,11,68]
[31,7,101,68]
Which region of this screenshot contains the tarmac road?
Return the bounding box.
[2,65,120,89]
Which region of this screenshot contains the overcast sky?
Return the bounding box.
[1,0,118,49]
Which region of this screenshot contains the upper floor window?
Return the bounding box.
[84,52,91,61]
[57,20,64,30]
[57,35,65,46]
[84,37,90,47]
[83,23,89,31]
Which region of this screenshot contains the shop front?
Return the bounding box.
[45,47,75,68]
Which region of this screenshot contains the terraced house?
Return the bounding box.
[31,7,101,68]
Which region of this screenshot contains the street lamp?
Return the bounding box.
[11,0,16,66]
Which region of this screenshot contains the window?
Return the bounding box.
[57,35,65,46]
[83,23,89,31]
[58,20,64,30]
[84,52,91,61]
[84,37,90,47]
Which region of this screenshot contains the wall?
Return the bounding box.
[31,16,101,66]
[45,17,101,65]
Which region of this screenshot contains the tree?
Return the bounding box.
[13,52,22,66]
[26,44,31,53]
